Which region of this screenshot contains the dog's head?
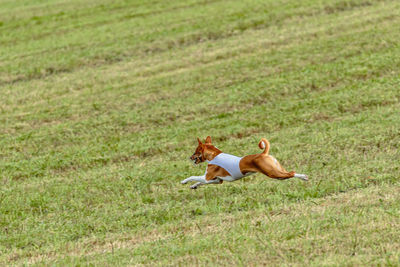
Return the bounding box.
[189,136,220,164]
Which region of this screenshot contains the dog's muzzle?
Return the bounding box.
[190,155,202,164]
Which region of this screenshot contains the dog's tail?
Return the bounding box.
[258,138,270,155]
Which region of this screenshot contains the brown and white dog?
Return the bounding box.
[181,136,308,189]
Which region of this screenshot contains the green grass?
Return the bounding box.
[1,0,400,265]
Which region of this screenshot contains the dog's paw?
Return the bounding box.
[300,175,309,181]
[190,185,198,189]
[295,174,309,181]
[181,179,188,184]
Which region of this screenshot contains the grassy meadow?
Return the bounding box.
[1,0,400,265]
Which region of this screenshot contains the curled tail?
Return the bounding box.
[258,138,270,155]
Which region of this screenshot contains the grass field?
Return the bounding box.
[1,0,400,265]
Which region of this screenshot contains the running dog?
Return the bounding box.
[181,136,308,189]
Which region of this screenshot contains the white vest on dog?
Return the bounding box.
[208,153,244,179]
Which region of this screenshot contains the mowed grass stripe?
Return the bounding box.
[1,0,398,118]
[1,0,396,106]
[0,0,266,73]
[0,0,194,39]
[1,0,395,84]
[1,6,398,134]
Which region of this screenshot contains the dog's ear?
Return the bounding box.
[205,136,212,144]
[197,137,202,145]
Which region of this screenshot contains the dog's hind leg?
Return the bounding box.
[264,169,296,180]
[294,173,309,181]
[258,164,308,181]
[253,157,296,180]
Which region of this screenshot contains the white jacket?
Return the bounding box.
[208,153,244,180]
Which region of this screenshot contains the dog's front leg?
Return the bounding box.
[190,182,202,189]
[190,179,221,189]
[181,175,221,189]
[181,175,206,184]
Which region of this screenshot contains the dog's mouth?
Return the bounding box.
[191,155,202,164]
